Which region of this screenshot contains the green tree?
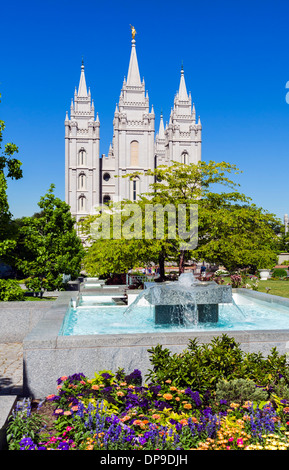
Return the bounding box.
[80,160,279,277]
[0,94,23,261]
[16,185,84,290]
[196,201,278,271]
[129,160,279,273]
[79,203,159,277]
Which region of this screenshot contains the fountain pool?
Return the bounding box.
[59,291,289,336]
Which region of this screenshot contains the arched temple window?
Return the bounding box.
[130,176,140,202]
[130,140,139,166]
[78,194,86,212]
[78,148,86,166]
[78,172,86,190]
[181,150,188,165]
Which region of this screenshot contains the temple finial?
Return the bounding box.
[130,25,137,40]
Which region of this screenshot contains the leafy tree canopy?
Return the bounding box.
[16,184,84,289]
[0,94,23,260]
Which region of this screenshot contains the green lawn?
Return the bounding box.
[247,279,289,298]
[220,276,289,299]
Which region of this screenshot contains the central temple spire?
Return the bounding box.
[178,65,189,101]
[78,60,88,97]
[127,28,141,86]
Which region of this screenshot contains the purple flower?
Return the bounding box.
[101,372,113,380]
[57,441,71,450]
[19,437,39,450]
[219,399,227,405]
[184,388,202,407]
[138,436,147,445]
[125,369,142,386]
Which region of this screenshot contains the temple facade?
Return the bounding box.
[65,32,202,222]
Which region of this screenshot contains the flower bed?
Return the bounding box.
[6,335,289,451]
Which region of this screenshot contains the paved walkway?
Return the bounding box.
[0,343,23,396]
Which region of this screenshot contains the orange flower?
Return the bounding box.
[116,391,125,397]
[60,376,68,382]
[120,415,130,422]
[175,397,180,402]
[170,386,177,391]
[152,414,161,420]
[64,410,72,416]
[71,406,78,412]
[163,393,173,400]
[132,419,146,427]
[91,385,99,390]
[55,409,63,414]
[165,379,172,384]
[46,394,56,400]
[180,419,188,426]
[183,403,192,410]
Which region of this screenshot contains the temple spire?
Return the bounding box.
[127,28,141,86]
[158,112,165,139]
[78,60,88,97]
[178,65,189,101]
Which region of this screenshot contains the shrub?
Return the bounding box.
[25,277,47,292]
[214,269,228,276]
[146,334,288,395]
[0,279,25,301]
[272,268,287,279]
[230,274,243,288]
[215,378,268,404]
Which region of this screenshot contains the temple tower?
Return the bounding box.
[65,61,100,221]
[101,30,155,203]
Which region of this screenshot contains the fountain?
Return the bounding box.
[125,272,232,325]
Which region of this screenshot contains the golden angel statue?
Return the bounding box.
[130,25,136,39]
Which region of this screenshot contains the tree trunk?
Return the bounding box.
[179,250,185,274]
[158,253,166,281]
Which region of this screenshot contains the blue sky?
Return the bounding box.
[1,0,289,222]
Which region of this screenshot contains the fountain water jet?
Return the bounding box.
[125,272,232,325]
